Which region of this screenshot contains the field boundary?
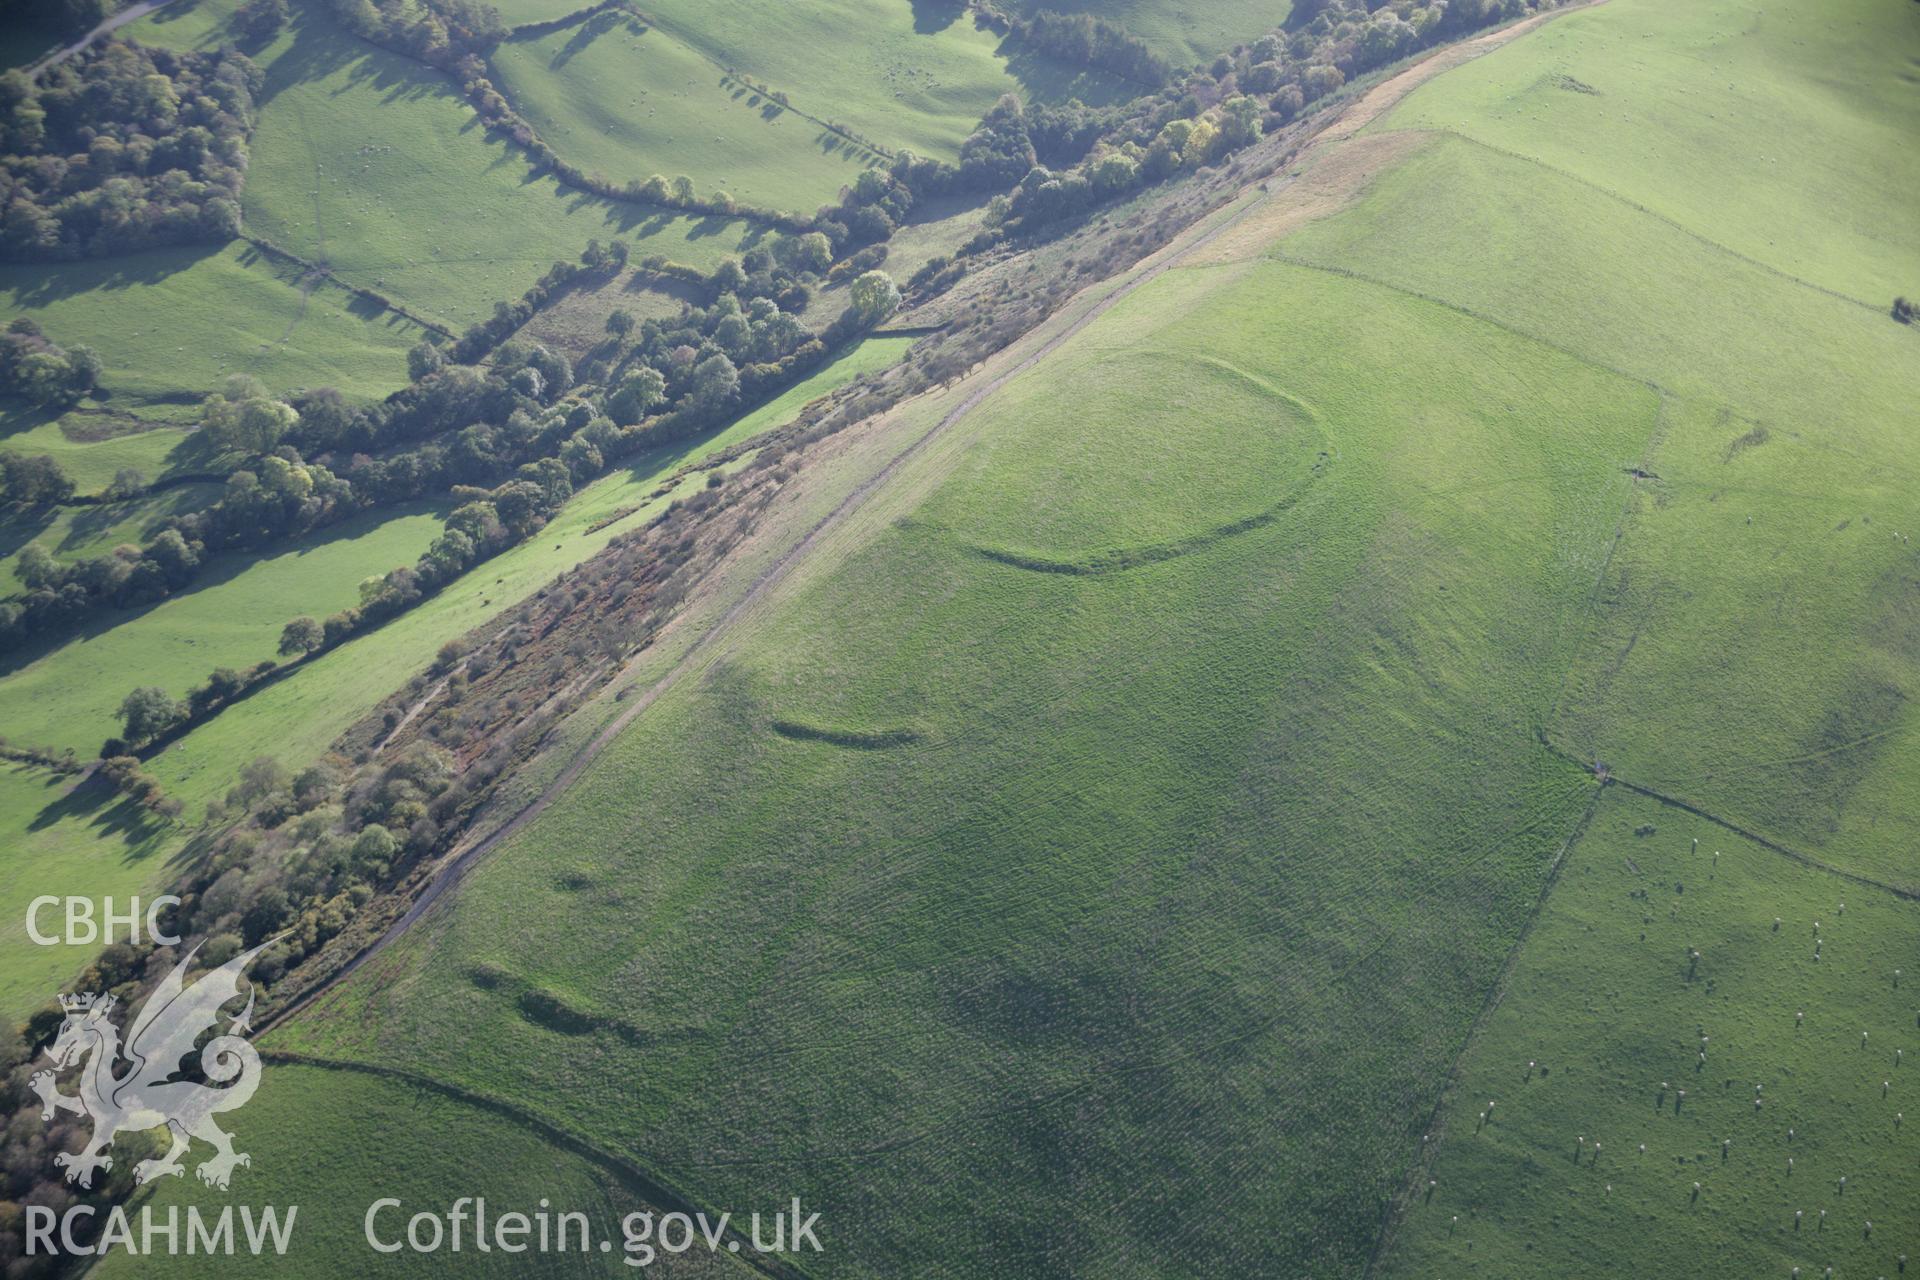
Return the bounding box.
[252,1050,813,1280]
[255,96,1315,1040]
[255,0,1621,1050]
[240,234,455,340]
[1397,127,1884,316]
[1535,730,1920,903]
[1362,784,1602,1277]
[624,4,899,162]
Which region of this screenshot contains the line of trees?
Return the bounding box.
[924,0,1566,253]
[1016,9,1171,87]
[0,233,887,656]
[448,238,627,364]
[0,41,260,260]
[449,47,816,231]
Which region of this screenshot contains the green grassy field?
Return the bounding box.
[277,251,1656,1276]
[0,243,423,415]
[1004,0,1293,68]
[126,2,772,331]
[1253,0,1919,1270]
[1282,7,1920,896]
[491,14,884,214]
[241,11,776,330]
[489,0,590,25]
[144,336,912,816]
[630,0,1132,161]
[0,483,223,589]
[1380,788,1919,1279]
[1376,0,1920,305]
[0,410,195,495]
[6,1,1913,1275]
[0,339,907,1025]
[240,2,1920,1276]
[0,504,445,759]
[0,762,179,1020]
[95,1063,758,1278]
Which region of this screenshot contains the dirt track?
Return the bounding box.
[263,1,1605,1035]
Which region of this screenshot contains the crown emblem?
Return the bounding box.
[58,992,98,1013]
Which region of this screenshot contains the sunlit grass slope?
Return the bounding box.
[1377,0,1920,304]
[491,14,879,213]
[280,253,1655,1276]
[96,1063,759,1279]
[0,763,178,1021]
[1284,20,1920,893]
[633,0,1131,160]
[0,243,423,413]
[235,10,771,330]
[1380,788,1919,1280]
[1005,0,1294,68]
[0,504,444,759]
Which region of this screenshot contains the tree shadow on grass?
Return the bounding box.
[0,244,223,310]
[996,40,1141,108]
[0,501,441,684]
[53,485,217,558]
[0,509,54,566]
[909,0,966,34]
[542,8,626,71]
[26,769,169,855]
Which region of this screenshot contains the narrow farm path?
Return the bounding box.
[26,0,183,75]
[259,0,1615,1041]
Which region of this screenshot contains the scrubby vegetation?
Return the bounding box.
[0,41,259,260]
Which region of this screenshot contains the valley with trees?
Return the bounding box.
[0,0,1913,1275]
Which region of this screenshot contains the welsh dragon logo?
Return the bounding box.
[30,940,275,1191]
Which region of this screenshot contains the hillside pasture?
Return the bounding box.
[1376,0,1920,304]
[0,243,424,415]
[0,407,195,496]
[0,763,180,1021]
[631,0,1133,161]
[1003,0,1295,69]
[491,14,884,214]
[0,503,445,760]
[144,336,914,815]
[278,254,1655,1277]
[95,1062,758,1279]
[200,8,774,330]
[1380,788,1920,1280]
[1282,89,1920,894]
